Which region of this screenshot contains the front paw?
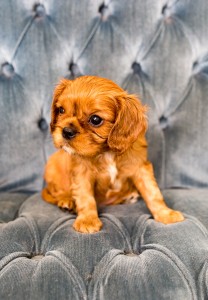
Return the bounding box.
[154,208,184,224]
[73,215,103,233]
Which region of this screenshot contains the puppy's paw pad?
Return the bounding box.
[154,209,184,224]
[73,216,102,233]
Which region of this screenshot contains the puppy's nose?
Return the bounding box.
[62,127,77,140]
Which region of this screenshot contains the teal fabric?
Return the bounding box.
[0,0,208,299]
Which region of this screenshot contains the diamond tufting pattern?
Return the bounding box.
[0,1,208,299]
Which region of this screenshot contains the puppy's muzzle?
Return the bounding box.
[62,127,77,140]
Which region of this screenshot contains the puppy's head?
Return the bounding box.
[51,76,147,157]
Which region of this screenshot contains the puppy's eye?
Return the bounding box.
[89,115,103,127]
[59,106,65,114]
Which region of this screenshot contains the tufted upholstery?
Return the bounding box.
[1,0,208,299]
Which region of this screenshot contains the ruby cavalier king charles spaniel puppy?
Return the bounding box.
[42,75,184,233]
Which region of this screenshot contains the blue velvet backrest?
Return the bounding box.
[0,0,208,192]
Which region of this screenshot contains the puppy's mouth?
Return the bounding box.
[62,145,76,155]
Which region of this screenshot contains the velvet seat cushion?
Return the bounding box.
[0,189,207,299]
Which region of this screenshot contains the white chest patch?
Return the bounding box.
[62,145,75,155]
[104,152,118,185]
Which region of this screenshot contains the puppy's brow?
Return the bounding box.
[73,101,78,117]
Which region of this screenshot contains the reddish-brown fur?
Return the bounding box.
[42,76,184,233]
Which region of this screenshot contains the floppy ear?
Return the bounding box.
[107,93,148,153]
[50,78,71,132]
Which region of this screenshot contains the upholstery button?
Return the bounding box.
[69,63,81,77]
[162,3,172,22]
[124,251,138,257]
[98,3,109,20]
[132,62,142,74]
[34,3,46,17]
[162,4,168,15]
[193,61,198,69]
[159,116,168,129]
[192,61,200,74]
[38,118,48,132]
[99,3,108,14]
[1,62,15,78]
[193,60,208,75]
[31,254,44,260]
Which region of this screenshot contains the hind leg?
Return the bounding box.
[42,184,74,211]
[42,150,75,211]
[122,191,141,204]
[105,186,140,205]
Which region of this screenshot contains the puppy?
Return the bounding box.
[42,76,184,233]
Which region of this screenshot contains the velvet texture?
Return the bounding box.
[0,1,208,299]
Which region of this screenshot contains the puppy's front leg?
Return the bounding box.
[72,178,102,233]
[133,162,184,224]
